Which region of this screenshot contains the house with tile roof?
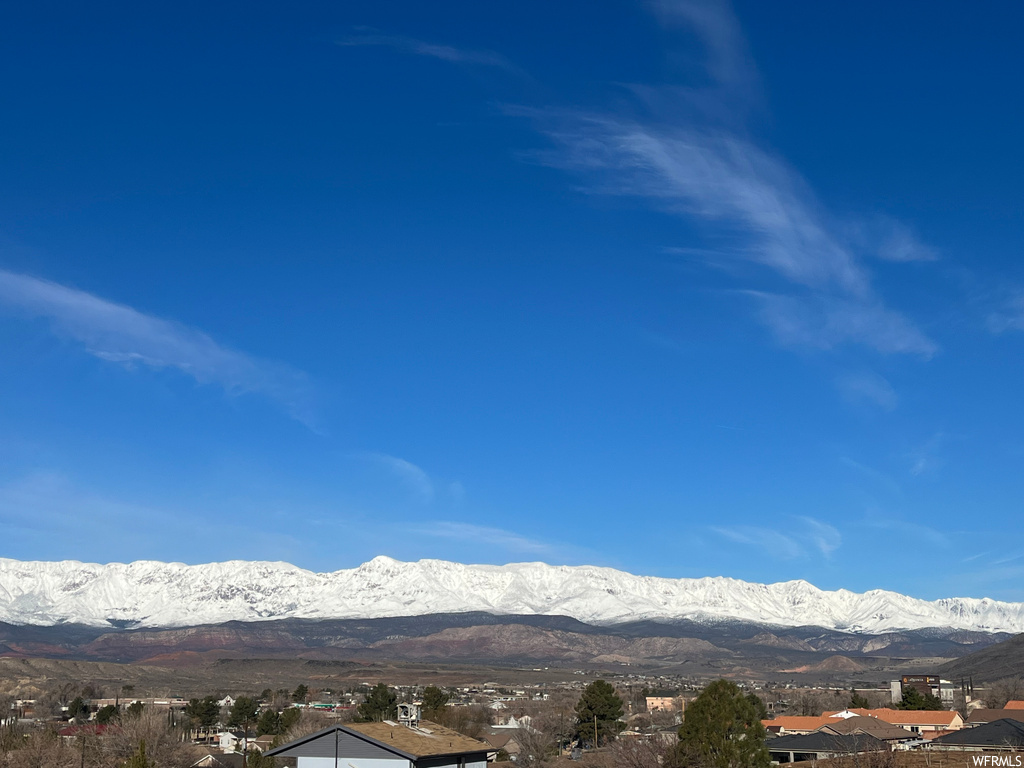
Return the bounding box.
[264,720,491,768]
[823,708,963,735]
[816,715,917,744]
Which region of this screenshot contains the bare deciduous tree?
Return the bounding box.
[102,710,202,768]
[985,676,1024,709]
[280,709,334,742]
[601,737,675,768]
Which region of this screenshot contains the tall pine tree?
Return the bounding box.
[574,680,624,746]
[676,679,769,768]
[356,684,397,723]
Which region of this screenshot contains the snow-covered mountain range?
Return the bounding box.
[0,556,1021,634]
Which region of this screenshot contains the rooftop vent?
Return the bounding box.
[397,702,421,727]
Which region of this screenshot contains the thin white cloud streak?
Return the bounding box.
[418,521,553,555]
[751,292,935,357]
[988,292,1024,333]
[648,0,756,90]
[362,452,435,503]
[835,371,898,411]
[797,516,842,556]
[0,269,317,427]
[712,515,841,559]
[874,220,938,263]
[711,526,803,559]
[513,0,936,358]
[839,456,903,497]
[908,432,945,477]
[520,112,936,357]
[863,516,948,547]
[338,34,520,73]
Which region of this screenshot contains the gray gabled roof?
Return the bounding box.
[264,724,418,761]
[265,721,491,761]
[931,718,1024,748]
[768,731,886,754]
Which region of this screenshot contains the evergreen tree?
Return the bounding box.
[96,705,119,725]
[256,708,281,736]
[246,750,275,768]
[125,702,144,720]
[292,684,309,703]
[185,696,221,728]
[676,679,770,768]
[574,680,624,746]
[228,697,260,731]
[356,684,397,723]
[67,696,87,721]
[745,693,768,721]
[123,739,154,768]
[897,687,944,711]
[280,707,301,732]
[848,689,871,709]
[422,686,450,720]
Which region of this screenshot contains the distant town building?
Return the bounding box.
[892,675,956,705]
[646,696,683,712]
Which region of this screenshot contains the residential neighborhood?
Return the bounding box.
[4,669,1024,767]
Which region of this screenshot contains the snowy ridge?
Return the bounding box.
[0,556,1022,633]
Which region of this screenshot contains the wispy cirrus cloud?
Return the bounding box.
[416,521,553,555]
[648,0,756,91]
[712,515,841,559]
[872,219,938,263]
[987,291,1024,333]
[711,526,803,559]
[361,452,434,503]
[514,0,936,359]
[907,432,946,477]
[338,32,521,74]
[863,513,948,547]
[0,269,317,427]
[798,516,842,556]
[517,110,936,358]
[835,371,898,411]
[839,456,903,496]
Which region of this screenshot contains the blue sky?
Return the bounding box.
[2,0,1024,601]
